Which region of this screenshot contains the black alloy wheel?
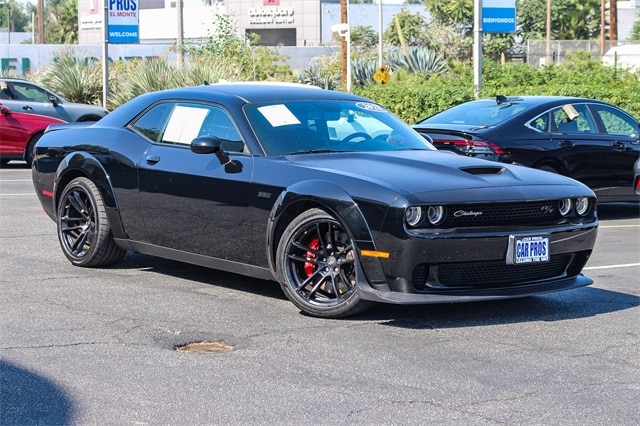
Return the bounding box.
[276,208,372,318]
[57,177,125,267]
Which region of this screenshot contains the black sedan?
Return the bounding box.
[32,84,598,318]
[413,96,640,203]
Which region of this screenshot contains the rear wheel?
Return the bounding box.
[57,177,126,267]
[276,208,372,318]
[24,133,42,167]
[537,164,560,174]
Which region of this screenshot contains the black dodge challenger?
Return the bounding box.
[31,83,598,318]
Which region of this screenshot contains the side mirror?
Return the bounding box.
[0,104,11,115]
[49,95,59,106]
[191,135,243,173]
[191,135,221,154]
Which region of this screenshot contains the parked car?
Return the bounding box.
[32,84,598,318]
[413,96,640,203]
[0,103,66,166]
[0,77,108,122]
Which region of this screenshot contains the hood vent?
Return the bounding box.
[459,166,505,175]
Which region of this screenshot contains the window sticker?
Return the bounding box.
[163,105,209,144]
[355,102,386,112]
[257,104,301,127]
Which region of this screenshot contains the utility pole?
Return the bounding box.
[37,0,44,43]
[473,0,482,98]
[340,0,347,90]
[610,0,618,43]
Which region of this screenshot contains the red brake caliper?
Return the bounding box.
[304,238,320,277]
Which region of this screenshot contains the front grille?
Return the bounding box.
[412,254,573,291]
[440,201,565,227]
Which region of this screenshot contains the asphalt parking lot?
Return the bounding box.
[1,161,639,425]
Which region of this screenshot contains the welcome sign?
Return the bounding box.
[482,0,516,33]
[108,0,140,43]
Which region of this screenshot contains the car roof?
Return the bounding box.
[152,82,367,103]
[471,95,611,106]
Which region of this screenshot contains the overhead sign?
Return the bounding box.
[108,0,139,44]
[482,0,516,33]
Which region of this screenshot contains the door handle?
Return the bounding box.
[22,106,33,111]
[612,142,627,151]
[560,141,575,148]
[145,155,161,165]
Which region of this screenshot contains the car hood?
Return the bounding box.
[287,150,593,203]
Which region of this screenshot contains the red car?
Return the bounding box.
[0,103,66,166]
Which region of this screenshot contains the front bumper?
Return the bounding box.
[356,223,598,304]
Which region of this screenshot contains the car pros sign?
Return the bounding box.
[108,0,139,44]
[482,0,516,33]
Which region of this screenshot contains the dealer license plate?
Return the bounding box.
[506,235,549,265]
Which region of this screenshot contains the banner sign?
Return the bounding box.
[482,0,516,33]
[108,0,139,43]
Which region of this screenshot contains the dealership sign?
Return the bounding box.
[482,0,516,33]
[108,0,139,43]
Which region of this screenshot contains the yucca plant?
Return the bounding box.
[30,48,102,105]
[172,56,240,87]
[386,46,449,77]
[351,58,378,87]
[108,58,175,109]
[295,65,336,90]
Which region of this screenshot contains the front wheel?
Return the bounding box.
[276,208,372,318]
[57,177,126,267]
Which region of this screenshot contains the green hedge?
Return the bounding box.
[355,56,640,124]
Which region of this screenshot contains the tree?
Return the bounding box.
[518,0,602,41]
[383,8,430,47]
[629,10,640,40]
[45,0,78,44]
[0,0,32,33]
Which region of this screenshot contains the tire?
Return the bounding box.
[24,133,42,167]
[57,177,126,267]
[537,164,560,174]
[276,208,373,318]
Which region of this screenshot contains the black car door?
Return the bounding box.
[588,103,640,200]
[133,101,255,264]
[549,103,613,196]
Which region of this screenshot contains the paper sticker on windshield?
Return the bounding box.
[258,105,301,127]
[355,102,386,113]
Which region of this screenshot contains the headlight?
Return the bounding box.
[558,198,573,216]
[427,205,445,225]
[405,206,423,227]
[575,197,590,216]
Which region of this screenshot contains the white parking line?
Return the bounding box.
[584,263,640,270]
[599,224,640,228]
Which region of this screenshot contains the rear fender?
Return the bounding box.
[53,152,127,239]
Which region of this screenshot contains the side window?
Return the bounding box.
[197,107,244,152]
[12,82,50,102]
[130,102,244,152]
[552,104,596,134]
[591,104,638,137]
[530,113,549,132]
[130,103,174,142]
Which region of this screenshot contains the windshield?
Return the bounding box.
[418,99,531,127]
[244,100,435,155]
